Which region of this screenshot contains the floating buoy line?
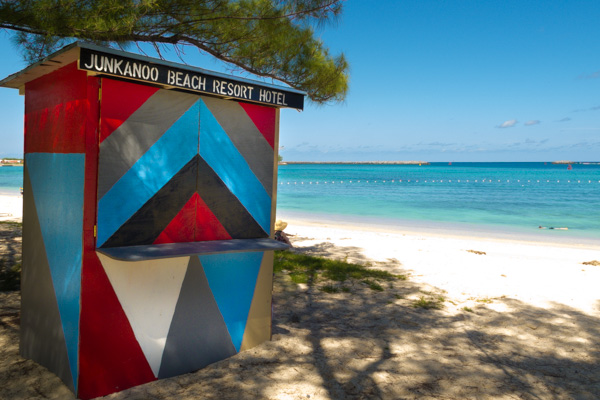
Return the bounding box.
[279,179,600,185]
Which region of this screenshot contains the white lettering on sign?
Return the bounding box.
[259,89,288,106]
[83,53,159,82]
[80,49,302,108]
[212,79,255,100]
[167,70,207,90]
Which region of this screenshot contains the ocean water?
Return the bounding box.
[0,166,23,196]
[3,163,600,241]
[277,162,600,241]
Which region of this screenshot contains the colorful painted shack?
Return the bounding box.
[0,42,304,399]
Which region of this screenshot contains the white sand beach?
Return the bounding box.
[0,194,22,221]
[1,198,600,399]
[278,213,600,316]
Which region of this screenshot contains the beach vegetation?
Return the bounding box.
[462,306,474,313]
[582,260,600,266]
[320,284,340,294]
[0,221,22,291]
[362,279,384,291]
[0,0,349,104]
[274,250,398,292]
[412,295,445,310]
[0,221,22,228]
[0,260,20,291]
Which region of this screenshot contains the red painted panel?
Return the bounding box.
[153,193,197,244]
[83,76,100,249]
[239,102,276,149]
[153,192,232,244]
[195,193,232,241]
[24,62,89,153]
[100,79,159,143]
[78,251,155,399]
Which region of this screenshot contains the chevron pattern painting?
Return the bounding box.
[17,56,287,400]
[97,79,276,248]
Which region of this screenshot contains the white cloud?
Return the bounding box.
[578,70,600,79]
[497,119,518,128]
[524,120,540,126]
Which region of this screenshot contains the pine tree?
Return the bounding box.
[0,0,348,103]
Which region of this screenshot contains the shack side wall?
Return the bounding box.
[20,64,283,400]
[21,62,94,393]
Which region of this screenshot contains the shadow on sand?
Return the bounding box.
[0,241,598,399]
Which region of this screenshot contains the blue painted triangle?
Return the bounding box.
[97,100,200,246]
[198,99,272,233]
[25,152,86,392]
[199,252,264,352]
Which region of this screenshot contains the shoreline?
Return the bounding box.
[278,209,600,250]
[278,211,600,315]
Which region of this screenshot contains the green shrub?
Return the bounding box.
[274,250,399,293]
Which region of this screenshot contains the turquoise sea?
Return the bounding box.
[0,166,22,196]
[2,163,600,242]
[277,162,600,242]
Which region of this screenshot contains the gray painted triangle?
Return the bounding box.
[158,256,236,379]
[98,89,199,199]
[202,96,274,195]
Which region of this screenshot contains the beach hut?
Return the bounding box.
[0,42,304,399]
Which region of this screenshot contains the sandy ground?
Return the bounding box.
[0,194,22,221]
[1,198,599,399]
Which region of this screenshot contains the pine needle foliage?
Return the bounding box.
[0,0,349,103]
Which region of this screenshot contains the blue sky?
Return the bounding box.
[1,0,599,161]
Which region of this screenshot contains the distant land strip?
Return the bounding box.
[281,161,430,165]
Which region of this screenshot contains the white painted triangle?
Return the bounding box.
[98,253,190,377]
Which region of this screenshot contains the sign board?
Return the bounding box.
[79,47,304,110]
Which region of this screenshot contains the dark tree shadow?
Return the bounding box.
[1,239,599,399]
[0,221,22,291]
